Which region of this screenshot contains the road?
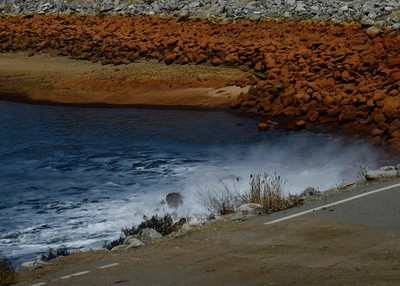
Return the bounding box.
[16,178,400,286]
[260,177,400,230]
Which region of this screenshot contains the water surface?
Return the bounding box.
[0,100,385,264]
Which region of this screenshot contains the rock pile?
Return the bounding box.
[0,0,400,30]
[0,14,400,153]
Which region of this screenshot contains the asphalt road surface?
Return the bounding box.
[261,177,400,230]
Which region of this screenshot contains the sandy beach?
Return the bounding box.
[0,53,251,109]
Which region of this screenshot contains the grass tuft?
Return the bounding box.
[103,213,174,250]
[198,173,303,215]
[242,173,303,213]
[0,255,17,286]
[197,180,242,215]
[41,247,70,262]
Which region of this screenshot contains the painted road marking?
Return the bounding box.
[30,283,47,286]
[98,263,119,269]
[60,270,90,279]
[264,182,400,225]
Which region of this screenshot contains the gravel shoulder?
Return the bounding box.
[16,216,400,285]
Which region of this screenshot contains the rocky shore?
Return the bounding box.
[1,14,400,155]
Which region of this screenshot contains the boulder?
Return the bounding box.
[139,228,163,244]
[166,192,183,209]
[125,238,145,250]
[20,260,48,271]
[301,187,318,197]
[364,168,400,180]
[237,203,263,216]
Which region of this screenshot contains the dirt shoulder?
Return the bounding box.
[16,216,400,285]
[0,53,251,109]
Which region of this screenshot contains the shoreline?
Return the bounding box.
[0,15,399,158]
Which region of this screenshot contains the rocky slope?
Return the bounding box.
[1,14,400,155]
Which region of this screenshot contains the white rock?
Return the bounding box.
[238,203,263,212]
[125,238,145,250]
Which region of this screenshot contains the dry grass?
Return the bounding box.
[241,173,303,214]
[198,173,303,215]
[197,180,242,215]
[0,256,17,286]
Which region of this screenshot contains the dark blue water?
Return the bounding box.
[0,100,384,264]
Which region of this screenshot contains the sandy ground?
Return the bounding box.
[0,53,252,109]
[16,217,400,285]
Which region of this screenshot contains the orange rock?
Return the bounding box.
[231,98,244,109]
[272,104,284,117]
[327,107,341,117]
[258,100,272,112]
[295,120,306,130]
[389,71,400,83]
[339,112,357,122]
[382,102,398,118]
[305,110,319,122]
[389,89,399,97]
[164,53,177,65]
[390,130,400,138]
[371,128,385,137]
[283,106,296,116]
[374,112,386,124]
[257,122,271,131]
[254,61,264,72]
[372,91,386,102]
[322,95,335,108]
[211,57,223,66]
[248,86,258,96]
[242,100,257,108]
[285,125,296,132]
[256,81,265,90]
[378,121,390,132]
[195,54,207,64]
[224,54,239,66]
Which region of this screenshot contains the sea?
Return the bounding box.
[0,100,387,264]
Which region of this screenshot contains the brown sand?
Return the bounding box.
[0,52,251,109]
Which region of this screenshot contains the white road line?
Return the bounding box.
[60,270,90,279]
[30,283,47,286]
[264,182,400,225]
[98,263,119,269]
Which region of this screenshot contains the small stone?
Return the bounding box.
[366,26,382,38]
[139,228,163,244]
[231,212,244,221]
[125,238,145,250]
[301,187,318,197]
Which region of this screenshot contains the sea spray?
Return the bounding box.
[0,101,388,264]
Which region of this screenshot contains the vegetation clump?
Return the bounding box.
[198,173,303,215]
[103,213,174,250]
[242,173,303,213]
[197,180,242,215]
[0,255,17,286]
[41,247,70,262]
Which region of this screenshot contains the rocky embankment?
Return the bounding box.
[1,14,400,155]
